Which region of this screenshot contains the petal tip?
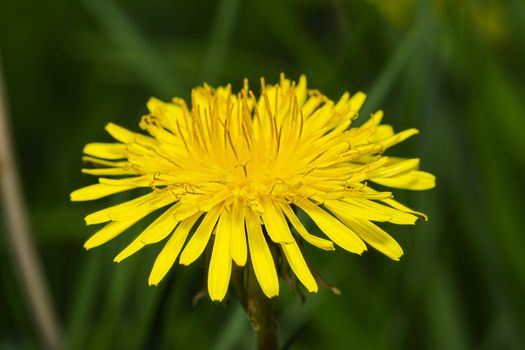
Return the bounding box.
[308,286,319,293]
[178,258,191,266]
[70,191,81,202]
[209,295,224,302]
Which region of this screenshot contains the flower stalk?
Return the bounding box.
[246,263,278,350]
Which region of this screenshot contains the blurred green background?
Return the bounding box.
[1,0,525,349]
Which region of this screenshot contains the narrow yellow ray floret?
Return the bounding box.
[71,74,435,301]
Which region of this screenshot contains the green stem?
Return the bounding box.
[246,264,278,350]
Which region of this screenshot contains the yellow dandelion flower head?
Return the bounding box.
[71,74,435,301]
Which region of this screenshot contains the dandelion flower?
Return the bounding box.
[71,74,435,301]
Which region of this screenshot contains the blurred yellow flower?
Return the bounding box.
[71,74,435,301]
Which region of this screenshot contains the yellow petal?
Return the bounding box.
[208,212,232,301]
[98,174,171,188]
[294,198,366,254]
[82,156,127,168]
[145,97,184,133]
[344,188,393,200]
[334,92,350,112]
[368,158,420,178]
[105,123,137,143]
[261,199,295,244]
[230,199,247,266]
[138,204,180,244]
[85,191,175,224]
[172,203,200,221]
[371,170,436,190]
[197,188,231,212]
[339,217,403,260]
[148,214,201,285]
[341,198,418,225]
[245,209,279,298]
[359,110,383,129]
[301,94,324,119]
[179,205,222,265]
[278,203,334,251]
[349,91,366,112]
[324,199,393,223]
[84,193,153,225]
[371,125,394,142]
[378,128,419,150]
[70,183,135,201]
[83,143,126,160]
[84,219,137,249]
[281,243,317,292]
[361,186,429,220]
[81,168,137,176]
[295,75,307,106]
[113,238,144,263]
[381,197,428,220]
